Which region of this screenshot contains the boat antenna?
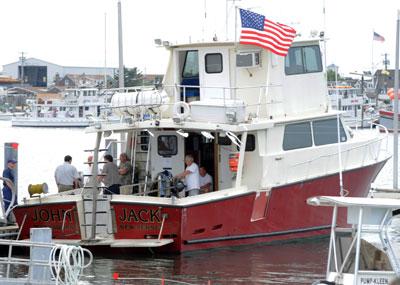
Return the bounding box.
[393,10,400,189]
[118,0,124,89]
[104,12,107,89]
[322,0,327,72]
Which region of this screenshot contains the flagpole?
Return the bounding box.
[393,10,400,190]
[233,5,238,101]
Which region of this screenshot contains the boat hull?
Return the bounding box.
[13,159,386,253]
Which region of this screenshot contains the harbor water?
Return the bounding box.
[0,121,396,284]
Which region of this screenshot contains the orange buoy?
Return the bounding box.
[229,153,239,172]
[388,88,400,100]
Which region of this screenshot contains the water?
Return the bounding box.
[0,121,395,284]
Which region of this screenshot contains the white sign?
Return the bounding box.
[358,276,390,285]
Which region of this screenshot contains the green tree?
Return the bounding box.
[113,67,144,87]
[327,69,342,82]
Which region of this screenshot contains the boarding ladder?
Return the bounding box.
[131,130,151,195]
[81,141,118,240]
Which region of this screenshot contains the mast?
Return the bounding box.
[104,13,107,89]
[393,10,400,189]
[118,0,124,89]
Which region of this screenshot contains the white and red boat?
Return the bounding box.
[378,109,400,132]
[13,38,390,253]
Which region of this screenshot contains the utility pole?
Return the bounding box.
[360,75,364,128]
[383,53,390,70]
[117,0,124,89]
[19,52,26,86]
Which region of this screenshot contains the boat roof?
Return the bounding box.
[166,38,320,50]
[86,110,343,133]
[307,196,400,209]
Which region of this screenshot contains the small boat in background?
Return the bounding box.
[328,84,378,128]
[11,88,114,127]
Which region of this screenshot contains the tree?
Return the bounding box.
[327,69,342,82]
[113,67,143,87]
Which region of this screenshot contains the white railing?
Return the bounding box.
[0,239,92,285]
[107,84,282,123]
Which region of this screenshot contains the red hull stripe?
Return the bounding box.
[185,225,331,245]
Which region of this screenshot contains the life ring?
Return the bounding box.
[173,101,190,120]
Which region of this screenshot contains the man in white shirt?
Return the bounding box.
[199,166,213,193]
[175,154,200,196]
[54,155,79,192]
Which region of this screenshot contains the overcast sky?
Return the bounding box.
[0,0,399,77]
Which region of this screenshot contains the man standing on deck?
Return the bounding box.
[54,155,79,192]
[2,159,17,222]
[99,154,121,195]
[175,154,200,196]
[118,153,133,186]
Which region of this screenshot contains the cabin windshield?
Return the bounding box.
[284,45,322,75]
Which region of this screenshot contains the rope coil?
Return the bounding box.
[49,244,93,285]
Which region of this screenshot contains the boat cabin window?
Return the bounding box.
[283,122,312,150]
[205,53,223,74]
[217,135,232,145]
[237,134,256,152]
[312,118,347,146]
[158,135,178,157]
[182,51,199,78]
[181,50,200,101]
[140,131,149,151]
[284,45,322,75]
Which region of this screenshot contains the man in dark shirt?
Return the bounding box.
[2,159,17,219]
[98,155,121,195]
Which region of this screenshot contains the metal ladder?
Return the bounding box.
[81,141,118,240]
[131,131,151,194]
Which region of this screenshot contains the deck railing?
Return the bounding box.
[105,84,283,122]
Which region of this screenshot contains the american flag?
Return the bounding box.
[373,32,385,42]
[239,9,296,56]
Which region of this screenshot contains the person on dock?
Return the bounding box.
[99,154,121,195]
[2,159,17,222]
[54,155,79,192]
[174,154,200,196]
[118,153,133,186]
[199,166,213,193]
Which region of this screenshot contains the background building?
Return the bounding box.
[2,58,117,87]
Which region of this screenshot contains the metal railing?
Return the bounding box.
[107,83,283,123]
[0,239,92,285]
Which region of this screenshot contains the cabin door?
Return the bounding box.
[198,48,230,100]
[150,131,185,180]
[217,143,232,190]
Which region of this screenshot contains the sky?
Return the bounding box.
[0,0,399,77]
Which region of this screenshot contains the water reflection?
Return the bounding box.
[80,239,328,284]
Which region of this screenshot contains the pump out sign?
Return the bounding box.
[358,276,390,285]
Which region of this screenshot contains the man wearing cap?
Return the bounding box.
[2,159,17,220]
[54,155,79,192]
